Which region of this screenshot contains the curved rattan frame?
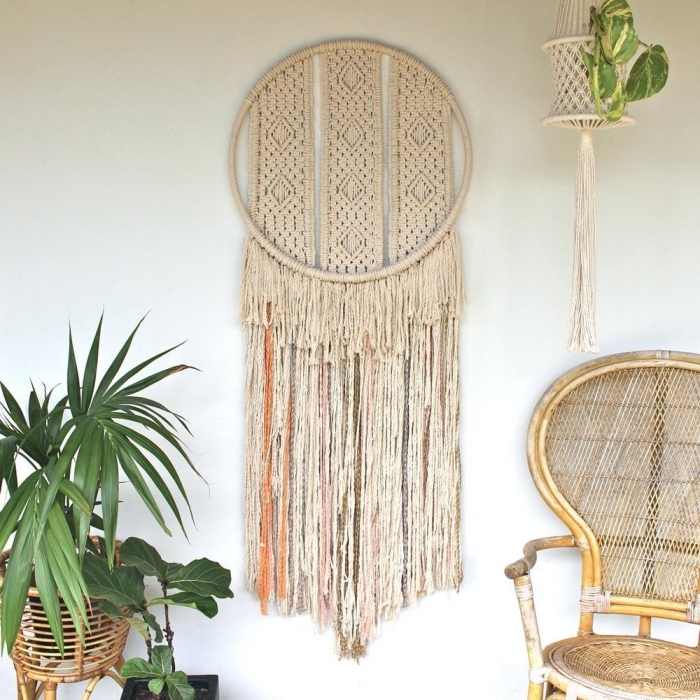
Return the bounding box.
[507,350,700,700]
[228,38,473,284]
[528,350,700,627]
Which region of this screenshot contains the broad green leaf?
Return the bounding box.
[166,671,196,700]
[119,537,170,582]
[167,558,234,599]
[97,600,152,640]
[82,553,146,608]
[120,657,162,679]
[142,609,164,643]
[81,315,103,411]
[597,60,618,100]
[626,45,669,102]
[151,645,174,676]
[148,592,218,618]
[149,678,166,695]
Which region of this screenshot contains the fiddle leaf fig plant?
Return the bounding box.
[0,316,199,655]
[82,537,233,700]
[584,0,669,122]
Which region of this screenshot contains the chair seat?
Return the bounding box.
[546,636,700,699]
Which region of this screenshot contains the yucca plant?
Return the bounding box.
[0,316,198,655]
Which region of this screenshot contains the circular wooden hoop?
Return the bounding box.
[229,39,472,284]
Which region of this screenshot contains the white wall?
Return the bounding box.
[1,1,699,698]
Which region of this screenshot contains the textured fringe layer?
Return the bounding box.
[241,229,464,361]
[242,233,464,657]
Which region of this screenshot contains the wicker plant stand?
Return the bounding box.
[0,549,130,700]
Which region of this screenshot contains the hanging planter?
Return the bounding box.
[543,0,669,352]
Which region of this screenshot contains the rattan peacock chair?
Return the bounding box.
[506,351,700,700]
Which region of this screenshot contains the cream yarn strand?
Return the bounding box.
[568,129,598,353]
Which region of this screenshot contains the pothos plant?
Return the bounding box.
[583,0,669,122]
[0,316,198,655]
[82,537,233,700]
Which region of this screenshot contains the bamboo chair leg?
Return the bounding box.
[43,684,57,700]
[528,681,544,700]
[114,654,125,674]
[15,669,36,700]
[81,676,101,700]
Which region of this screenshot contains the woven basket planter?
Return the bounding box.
[0,546,130,699]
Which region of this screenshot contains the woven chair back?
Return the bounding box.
[530,352,700,611]
[229,39,471,278]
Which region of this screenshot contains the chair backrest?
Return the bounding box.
[529,351,700,624]
[229,39,471,277]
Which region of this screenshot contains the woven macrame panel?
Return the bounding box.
[545,366,700,603]
[232,39,471,657]
[321,47,384,273]
[389,57,453,261]
[248,59,315,265]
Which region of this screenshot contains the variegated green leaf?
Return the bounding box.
[626,45,669,102]
[604,80,627,122]
[600,0,633,23]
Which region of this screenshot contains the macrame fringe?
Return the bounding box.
[242,233,464,658]
[241,229,464,361]
[567,129,598,353]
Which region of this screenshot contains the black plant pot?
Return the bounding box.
[120,675,219,700]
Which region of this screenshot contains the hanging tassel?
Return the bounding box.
[568,129,598,353]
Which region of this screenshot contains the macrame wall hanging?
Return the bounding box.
[543,0,634,353]
[230,40,472,658]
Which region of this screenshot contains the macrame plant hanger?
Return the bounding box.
[543,0,634,353]
[230,40,472,658]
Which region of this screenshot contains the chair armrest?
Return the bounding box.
[504,535,576,579]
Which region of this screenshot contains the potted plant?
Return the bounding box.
[82,537,233,700]
[0,316,198,674]
[583,0,669,122]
